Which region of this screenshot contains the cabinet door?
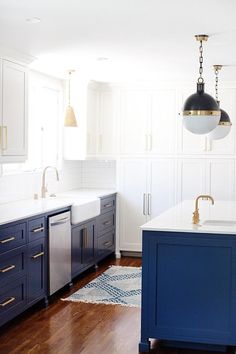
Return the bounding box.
[28,239,46,305]
[71,225,83,277]
[119,159,148,252]
[120,90,149,155]
[149,90,176,155]
[2,60,27,158]
[149,159,175,218]
[206,159,235,201]
[87,87,99,156]
[82,220,95,264]
[98,91,116,157]
[71,220,95,278]
[177,159,206,202]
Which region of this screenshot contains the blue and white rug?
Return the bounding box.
[63,266,141,307]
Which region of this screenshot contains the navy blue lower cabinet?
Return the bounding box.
[139,231,236,352]
[71,219,96,278]
[28,238,46,305]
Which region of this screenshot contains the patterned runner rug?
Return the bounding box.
[62,266,141,307]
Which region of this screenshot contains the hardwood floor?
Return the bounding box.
[0,256,235,354]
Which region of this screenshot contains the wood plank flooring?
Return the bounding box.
[0,256,235,354]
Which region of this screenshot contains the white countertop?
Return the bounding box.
[141,200,236,235]
[0,189,116,226]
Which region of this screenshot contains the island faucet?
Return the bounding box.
[192,195,214,225]
[41,166,59,198]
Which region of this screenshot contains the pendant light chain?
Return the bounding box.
[215,67,219,102]
[198,40,204,83]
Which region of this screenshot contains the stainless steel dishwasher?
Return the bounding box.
[49,211,71,295]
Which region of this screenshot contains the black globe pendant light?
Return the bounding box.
[208,65,232,140]
[182,35,220,134]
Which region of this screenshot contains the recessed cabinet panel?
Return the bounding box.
[2,60,27,158]
[120,91,149,155]
[149,90,176,155]
[206,159,235,201]
[149,159,175,218]
[177,159,206,202]
[99,91,116,156]
[119,160,147,251]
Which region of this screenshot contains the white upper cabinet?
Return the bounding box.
[97,90,117,158]
[149,90,176,155]
[64,82,117,160]
[0,59,28,162]
[120,90,149,155]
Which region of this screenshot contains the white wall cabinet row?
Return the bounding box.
[64,83,236,160]
[118,158,236,252]
[0,59,28,163]
[0,59,28,162]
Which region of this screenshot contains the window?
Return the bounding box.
[1,71,64,175]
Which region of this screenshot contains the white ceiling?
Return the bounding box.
[1,0,236,83]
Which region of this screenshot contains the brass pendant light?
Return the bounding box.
[64,70,77,127]
[208,65,232,140]
[182,35,220,134]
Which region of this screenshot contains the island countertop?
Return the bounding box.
[141,200,236,235]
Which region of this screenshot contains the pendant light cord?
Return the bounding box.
[68,71,71,106]
[198,40,204,83]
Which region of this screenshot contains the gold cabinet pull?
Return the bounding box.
[2,126,7,151]
[103,220,111,226]
[31,251,44,259]
[31,226,44,233]
[0,297,15,307]
[0,265,15,273]
[0,236,15,244]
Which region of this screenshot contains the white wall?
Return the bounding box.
[81,160,116,189]
[0,161,82,204]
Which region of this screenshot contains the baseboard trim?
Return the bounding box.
[121,251,142,258]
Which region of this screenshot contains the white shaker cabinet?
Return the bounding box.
[0,59,28,162]
[119,158,176,252]
[176,159,206,202]
[149,90,176,155]
[206,159,235,200]
[119,159,148,252]
[120,90,149,156]
[97,90,117,158]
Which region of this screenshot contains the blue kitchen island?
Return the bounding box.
[139,200,236,353]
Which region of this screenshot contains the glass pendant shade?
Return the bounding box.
[208,108,232,140]
[64,105,77,127]
[182,83,220,134]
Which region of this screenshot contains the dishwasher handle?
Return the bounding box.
[50,217,70,226]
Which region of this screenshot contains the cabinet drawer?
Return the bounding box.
[100,195,115,214]
[97,211,114,235]
[0,223,26,254]
[0,246,27,283]
[28,217,46,242]
[0,276,27,326]
[97,230,115,258]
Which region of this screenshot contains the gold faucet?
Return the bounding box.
[192,195,214,225]
[41,166,59,198]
